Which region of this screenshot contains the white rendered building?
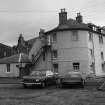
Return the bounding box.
[29,9,105,77]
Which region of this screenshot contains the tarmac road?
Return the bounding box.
[0,83,105,105]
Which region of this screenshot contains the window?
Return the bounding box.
[89,32,93,41]
[99,35,103,44]
[6,64,10,72]
[52,33,57,42]
[90,49,94,57]
[53,63,58,73]
[43,52,45,61]
[90,62,95,73]
[101,52,104,61]
[71,31,78,41]
[102,63,105,71]
[73,62,80,71]
[4,51,6,57]
[52,50,58,58]
[32,54,35,62]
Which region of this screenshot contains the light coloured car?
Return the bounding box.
[57,72,85,88]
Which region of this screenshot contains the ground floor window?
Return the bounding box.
[90,62,95,73]
[73,62,80,71]
[53,63,58,73]
[6,64,10,72]
[102,63,105,71]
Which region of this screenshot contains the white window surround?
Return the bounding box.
[73,62,80,71]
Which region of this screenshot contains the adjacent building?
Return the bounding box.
[0,43,12,58]
[29,8,105,77]
[12,34,37,55]
[0,53,31,77]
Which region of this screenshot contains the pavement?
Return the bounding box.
[0,77,21,84]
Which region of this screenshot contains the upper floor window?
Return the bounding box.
[71,31,78,41]
[73,62,80,71]
[52,50,58,58]
[89,32,93,41]
[90,49,94,58]
[52,33,57,42]
[99,35,103,44]
[101,52,104,61]
[53,63,58,73]
[43,52,46,61]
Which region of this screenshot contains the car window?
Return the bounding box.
[46,71,54,77]
[30,71,53,77]
[30,71,40,76]
[70,74,81,77]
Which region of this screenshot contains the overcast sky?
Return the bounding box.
[0,0,105,46]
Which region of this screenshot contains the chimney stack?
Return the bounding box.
[76,13,83,23]
[59,8,67,25]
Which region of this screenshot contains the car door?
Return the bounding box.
[45,75,52,85]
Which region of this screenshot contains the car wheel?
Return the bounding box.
[42,82,45,88]
[58,83,63,88]
[23,84,27,88]
[81,80,85,88]
[56,79,62,88]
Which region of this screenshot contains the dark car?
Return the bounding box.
[56,72,85,88]
[21,70,57,88]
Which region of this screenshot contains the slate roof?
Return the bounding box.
[45,19,90,34]
[26,37,38,46]
[0,53,31,64]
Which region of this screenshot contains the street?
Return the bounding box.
[0,84,105,105]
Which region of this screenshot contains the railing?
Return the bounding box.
[32,47,43,65]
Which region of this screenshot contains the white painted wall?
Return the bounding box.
[29,29,105,77]
[29,30,89,77]
[93,33,105,76]
[0,63,19,77]
[51,30,89,76]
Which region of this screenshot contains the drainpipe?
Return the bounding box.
[50,35,53,72]
[91,32,96,76]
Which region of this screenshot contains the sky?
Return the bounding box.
[0,0,105,46]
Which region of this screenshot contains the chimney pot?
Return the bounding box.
[76,12,83,23]
[59,8,67,25]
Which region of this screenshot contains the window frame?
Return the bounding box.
[99,35,103,44]
[102,63,105,71]
[72,62,80,71]
[52,50,58,58]
[52,32,57,42]
[71,31,78,41]
[53,63,58,73]
[6,64,10,73]
[89,31,93,41]
[90,49,94,58]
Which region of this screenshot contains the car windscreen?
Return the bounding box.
[70,74,81,78]
[30,71,46,77]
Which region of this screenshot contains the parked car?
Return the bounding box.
[56,71,85,88]
[21,70,57,88]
